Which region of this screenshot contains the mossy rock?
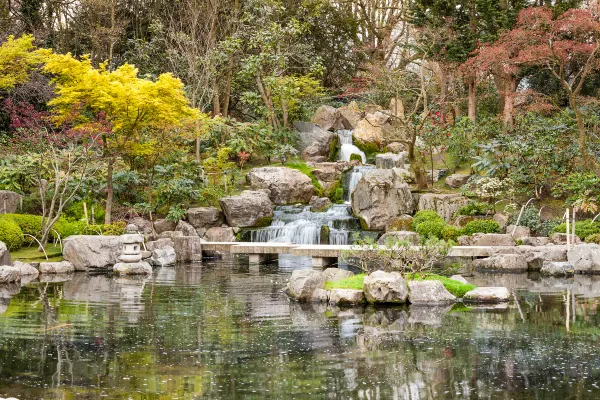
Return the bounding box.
[386,215,414,232]
[354,140,382,163]
[328,135,340,162]
[320,225,331,244]
[349,153,363,163]
[235,228,253,242]
[253,216,273,228]
[325,180,345,204]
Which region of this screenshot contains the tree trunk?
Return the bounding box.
[503,75,517,128]
[468,77,476,123]
[105,159,114,224]
[570,94,589,166]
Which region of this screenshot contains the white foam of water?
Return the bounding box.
[338,130,366,163]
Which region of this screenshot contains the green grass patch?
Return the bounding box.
[408,273,476,298]
[11,244,64,262]
[324,274,365,290]
[286,161,324,196]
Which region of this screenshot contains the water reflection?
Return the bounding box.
[0,258,598,399]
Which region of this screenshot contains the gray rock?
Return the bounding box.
[386,142,406,153]
[417,193,469,222]
[310,288,329,303]
[219,190,274,228]
[175,220,198,236]
[445,174,470,188]
[149,246,177,267]
[0,282,20,298]
[311,162,350,188]
[363,271,408,303]
[294,122,337,152]
[158,231,184,240]
[38,261,74,274]
[128,217,153,235]
[458,233,515,247]
[311,105,342,131]
[551,233,582,245]
[203,227,235,242]
[63,235,121,271]
[375,153,406,169]
[506,225,531,240]
[522,246,567,270]
[12,261,39,276]
[247,167,314,205]
[377,231,419,246]
[426,169,449,183]
[463,287,510,303]
[385,214,414,232]
[113,261,152,275]
[493,213,510,230]
[173,236,202,263]
[0,266,20,283]
[521,237,550,246]
[0,190,22,213]
[338,101,364,129]
[541,261,574,276]
[309,196,332,212]
[186,207,224,231]
[0,242,11,266]
[354,117,394,144]
[328,289,365,305]
[450,275,469,284]
[146,238,175,252]
[567,244,600,273]
[301,144,328,162]
[153,219,177,234]
[321,268,354,283]
[407,280,456,305]
[351,168,416,231]
[474,254,528,271]
[288,269,324,302]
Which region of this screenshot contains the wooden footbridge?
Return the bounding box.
[200,242,497,267]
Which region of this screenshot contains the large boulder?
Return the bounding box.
[541,261,574,276]
[13,261,39,277]
[375,153,407,169]
[353,116,393,144]
[247,167,314,205]
[522,246,568,270]
[186,207,224,233]
[113,261,152,275]
[294,122,336,162]
[377,231,419,245]
[173,236,202,263]
[204,227,235,242]
[309,196,332,212]
[311,162,350,191]
[328,289,365,305]
[506,225,531,240]
[146,238,175,252]
[63,235,121,271]
[149,246,176,267]
[311,105,342,131]
[128,217,153,235]
[417,193,469,222]
[351,168,416,231]
[175,220,198,237]
[445,174,470,189]
[363,271,408,304]
[0,242,10,266]
[219,190,273,228]
[458,233,515,247]
[0,266,20,283]
[153,219,176,235]
[288,269,325,302]
[338,101,364,129]
[474,254,528,272]
[567,244,600,273]
[463,287,510,303]
[0,190,22,213]
[38,261,75,274]
[321,267,354,283]
[407,280,456,305]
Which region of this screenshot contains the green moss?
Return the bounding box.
[358,216,369,231]
[354,140,381,159]
[0,218,24,251]
[253,216,273,228]
[325,180,345,204]
[320,225,330,244]
[328,135,340,162]
[409,273,477,298]
[11,244,63,262]
[324,274,365,290]
[349,153,363,163]
[235,228,252,242]
[286,162,324,198]
[387,216,414,231]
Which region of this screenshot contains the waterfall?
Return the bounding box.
[338,130,366,163]
[250,204,359,245]
[346,166,376,202]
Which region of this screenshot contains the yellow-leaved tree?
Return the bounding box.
[44,54,199,223]
[0,34,49,90]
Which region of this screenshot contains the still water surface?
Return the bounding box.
[0,255,599,399]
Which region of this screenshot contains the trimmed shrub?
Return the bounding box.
[0,219,24,251]
[442,225,463,242]
[415,220,446,240]
[553,220,600,241]
[1,214,42,238]
[82,221,126,236]
[455,201,493,217]
[585,234,600,244]
[413,210,443,227]
[463,220,501,236]
[508,206,542,234]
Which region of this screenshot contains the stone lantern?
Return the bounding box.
[112,224,152,275]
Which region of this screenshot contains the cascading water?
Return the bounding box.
[338,130,366,163]
[250,204,359,245]
[345,165,376,202]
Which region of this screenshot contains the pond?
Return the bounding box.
[0,255,600,399]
